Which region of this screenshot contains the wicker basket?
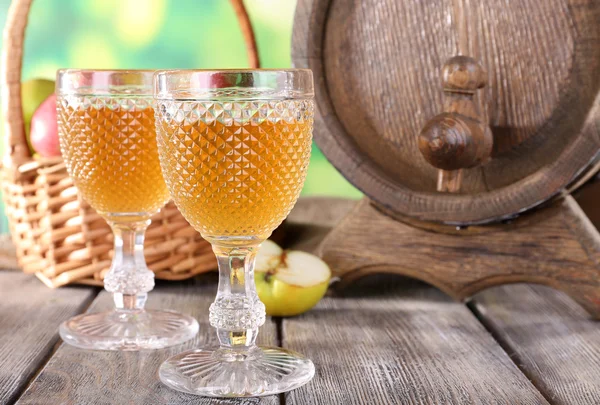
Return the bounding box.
[0,0,260,288]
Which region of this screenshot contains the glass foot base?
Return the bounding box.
[59,309,199,351]
[159,346,315,397]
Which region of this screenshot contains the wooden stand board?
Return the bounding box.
[319,196,600,318]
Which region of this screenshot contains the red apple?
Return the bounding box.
[22,78,55,154]
[30,93,61,157]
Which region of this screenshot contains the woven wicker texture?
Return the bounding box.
[1,0,260,287]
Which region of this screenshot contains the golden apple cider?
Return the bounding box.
[156,99,314,241]
[57,97,170,219]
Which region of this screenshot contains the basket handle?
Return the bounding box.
[1,0,260,173]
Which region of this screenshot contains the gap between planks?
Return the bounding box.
[466,299,555,405]
[275,317,287,405]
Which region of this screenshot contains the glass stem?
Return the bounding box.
[210,245,266,350]
[103,219,155,312]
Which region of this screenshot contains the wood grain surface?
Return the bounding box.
[473,285,600,405]
[16,276,279,405]
[6,197,600,404]
[0,271,96,405]
[286,198,548,404]
[292,0,600,224]
[319,196,600,318]
[282,275,549,405]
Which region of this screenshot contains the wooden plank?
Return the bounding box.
[473,284,600,405]
[0,270,96,405]
[317,196,600,318]
[282,275,549,405]
[16,275,280,405]
[13,197,346,405]
[283,198,549,404]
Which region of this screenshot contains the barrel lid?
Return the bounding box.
[292,0,600,224]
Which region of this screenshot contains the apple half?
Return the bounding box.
[255,240,331,317]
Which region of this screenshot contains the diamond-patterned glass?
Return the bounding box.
[155,99,314,241]
[57,96,170,217]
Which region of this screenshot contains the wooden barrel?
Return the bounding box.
[292,0,600,224]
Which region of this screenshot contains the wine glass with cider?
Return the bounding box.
[56,69,199,351]
[154,69,315,397]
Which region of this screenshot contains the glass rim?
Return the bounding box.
[57,68,156,74]
[154,68,312,74]
[154,68,314,101]
[56,69,155,97]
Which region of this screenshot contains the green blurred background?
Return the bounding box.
[0,0,361,233]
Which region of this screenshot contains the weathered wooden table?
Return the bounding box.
[1,197,599,405]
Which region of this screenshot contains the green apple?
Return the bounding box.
[255,240,331,317]
[22,78,55,153]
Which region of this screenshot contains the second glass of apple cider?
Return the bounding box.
[154,69,316,398]
[157,96,312,242]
